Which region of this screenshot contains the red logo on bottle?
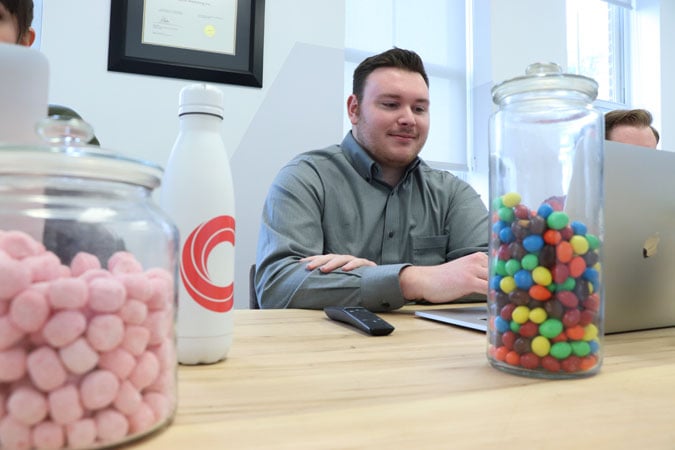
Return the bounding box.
[180,215,235,313]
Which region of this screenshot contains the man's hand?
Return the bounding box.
[301,254,377,272]
[399,252,488,303]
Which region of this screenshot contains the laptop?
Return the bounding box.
[416,140,675,334]
[0,43,49,145]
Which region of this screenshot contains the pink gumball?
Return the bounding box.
[98,348,136,380]
[9,288,50,333]
[70,252,101,277]
[86,314,125,352]
[42,310,87,348]
[65,418,97,449]
[88,277,126,313]
[32,420,65,450]
[48,384,84,425]
[129,351,160,391]
[48,277,88,310]
[59,337,99,375]
[80,370,120,410]
[0,315,25,351]
[26,346,68,391]
[0,347,27,382]
[0,230,43,259]
[95,409,129,443]
[7,386,48,425]
[0,416,31,450]
[122,325,150,356]
[0,255,31,300]
[113,380,143,416]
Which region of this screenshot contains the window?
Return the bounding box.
[344,0,472,172]
[566,0,633,109]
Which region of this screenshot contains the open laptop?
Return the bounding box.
[416,140,675,334]
[0,43,49,145]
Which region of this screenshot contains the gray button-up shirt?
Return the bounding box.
[255,132,489,311]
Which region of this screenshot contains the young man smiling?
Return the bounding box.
[255,48,489,311]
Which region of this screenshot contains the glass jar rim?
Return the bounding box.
[0,144,163,189]
[492,62,598,105]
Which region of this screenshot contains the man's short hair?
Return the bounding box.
[352,48,429,103]
[605,108,660,144]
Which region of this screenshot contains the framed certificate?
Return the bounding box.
[108,0,264,87]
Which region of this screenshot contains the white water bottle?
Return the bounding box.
[160,83,235,365]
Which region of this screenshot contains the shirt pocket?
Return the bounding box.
[412,235,448,265]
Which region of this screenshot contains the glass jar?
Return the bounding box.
[0,118,178,448]
[487,63,604,379]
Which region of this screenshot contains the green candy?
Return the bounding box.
[546,211,569,230]
[510,321,521,333]
[586,233,601,250]
[494,259,507,276]
[498,206,515,223]
[505,259,521,276]
[570,340,591,357]
[539,318,563,338]
[557,277,576,291]
[492,197,504,210]
[550,341,573,359]
[521,254,538,271]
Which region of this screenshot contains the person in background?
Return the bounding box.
[1,0,99,145]
[2,0,119,263]
[605,108,659,149]
[254,48,489,311]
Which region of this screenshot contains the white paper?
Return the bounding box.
[142,0,237,55]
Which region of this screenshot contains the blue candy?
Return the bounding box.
[495,316,510,333]
[537,203,554,219]
[522,234,544,252]
[570,220,588,235]
[513,269,534,290]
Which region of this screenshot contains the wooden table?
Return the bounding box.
[127,308,675,449]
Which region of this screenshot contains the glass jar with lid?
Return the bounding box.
[0,118,178,448]
[487,63,604,379]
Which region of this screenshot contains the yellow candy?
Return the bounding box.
[531,336,551,357]
[529,307,548,324]
[583,323,599,341]
[532,266,553,286]
[511,305,530,324]
[499,276,516,294]
[570,235,590,255]
[502,192,521,208]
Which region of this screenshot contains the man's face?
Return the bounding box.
[608,124,658,148]
[347,67,430,170]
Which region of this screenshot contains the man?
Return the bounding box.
[254,48,489,311]
[605,108,660,148]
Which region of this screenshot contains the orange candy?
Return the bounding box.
[505,350,521,366]
[494,346,509,361]
[543,229,562,245]
[580,355,598,371]
[529,285,552,301]
[568,256,587,278]
[556,241,574,263]
[565,325,585,341]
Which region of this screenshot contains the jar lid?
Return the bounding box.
[491,62,598,104]
[0,117,163,189]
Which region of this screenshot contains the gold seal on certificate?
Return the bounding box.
[142,0,236,54]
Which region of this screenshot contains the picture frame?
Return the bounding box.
[108,0,265,88]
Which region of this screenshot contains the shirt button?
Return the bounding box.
[388,231,394,238]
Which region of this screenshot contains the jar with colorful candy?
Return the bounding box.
[487,63,604,379]
[0,118,178,448]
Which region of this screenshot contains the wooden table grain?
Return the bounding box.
[125,308,675,449]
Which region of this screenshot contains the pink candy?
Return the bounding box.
[0,230,176,449]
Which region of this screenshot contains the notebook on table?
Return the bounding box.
[416,141,675,334]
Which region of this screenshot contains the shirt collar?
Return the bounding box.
[340,132,421,183]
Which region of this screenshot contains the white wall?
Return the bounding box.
[40,1,346,309]
[38,0,675,308]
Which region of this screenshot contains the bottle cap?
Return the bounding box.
[178,83,224,118]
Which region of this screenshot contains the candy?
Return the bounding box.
[86,314,125,352]
[9,289,50,333]
[0,230,175,447]
[42,310,87,348]
[80,370,120,410]
[48,384,84,425]
[7,386,48,425]
[489,192,603,375]
[65,419,97,449]
[32,420,65,449]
